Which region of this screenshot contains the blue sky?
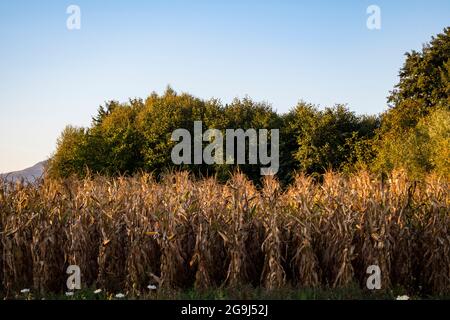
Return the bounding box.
[0,0,449,172]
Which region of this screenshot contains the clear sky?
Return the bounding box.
[0,0,449,173]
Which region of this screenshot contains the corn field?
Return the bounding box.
[0,170,449,297]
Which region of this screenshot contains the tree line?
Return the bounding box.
[49,28,450,184]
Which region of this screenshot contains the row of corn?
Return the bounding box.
[0,171,448,297]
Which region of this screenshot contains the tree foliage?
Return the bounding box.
[285,103,379,176]
[382,27,450,133]
[49,28,450,182]
[375,27,450,178]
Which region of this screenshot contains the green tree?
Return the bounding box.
[92,100,120,126]
[48,126,89,178]
[91,103,145,175]
[136,87,223,177]
[375,28,450,177]
[375,107,449,179]
[213,97,282,183]
[286,103,378,175]
[383,27,450,133]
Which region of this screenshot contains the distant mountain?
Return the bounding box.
[0,161,47,183]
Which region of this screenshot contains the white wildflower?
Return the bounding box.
[65,291,74,297]
[20,288,30,294]
[94,289,102,294]
[396,295,410,300]
[115,293,125,298]
[147,284,157,290]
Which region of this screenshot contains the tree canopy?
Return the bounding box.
[375,27,450,179]
[49,28,450,182]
